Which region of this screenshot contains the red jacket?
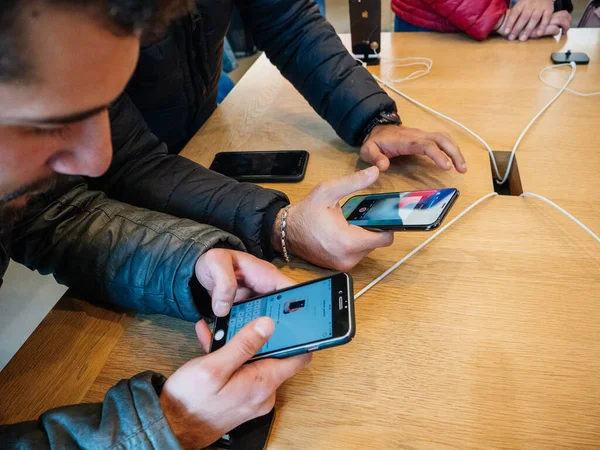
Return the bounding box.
[392,0,509,40]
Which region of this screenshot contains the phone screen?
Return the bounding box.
[342,188,457,227]
[210,151,307,178]
[225,278,333,355]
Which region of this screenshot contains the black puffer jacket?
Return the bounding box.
[88,93,288,260]
[126,0,397,154]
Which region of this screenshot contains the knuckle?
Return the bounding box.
[338,234,356,254]
[315,180,334,195]
[258,397,276,416]
[424,141,440,154]
[235,337,258,359]
[196,364,222,388]
[250,375,272,406]
[338,258,358,272]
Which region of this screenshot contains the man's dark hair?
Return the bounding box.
[0,0,193,83]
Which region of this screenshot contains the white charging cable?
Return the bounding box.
[383,57,433,83]
[521,192,600,243]
[352,56,599,301]
[355,191,600,300]
[370,60,579,185]
[539,63,600,97]
[355,192,498,300]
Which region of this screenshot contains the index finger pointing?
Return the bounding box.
[232,251,296,295]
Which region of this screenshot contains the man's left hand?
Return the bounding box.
[360,125,467,173]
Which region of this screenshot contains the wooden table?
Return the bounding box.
[514,30,600,235]
[2,31,600,449]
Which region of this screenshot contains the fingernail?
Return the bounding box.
[254,317,274,338]
[214,301,230,316]
[509,34,515,40]
[504,28,510,34]
[519,35,526,41]
[445,161,452,169]
[364,166,378,176]
[460,162,467,171]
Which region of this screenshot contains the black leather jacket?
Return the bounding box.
[0,187,239,448]
[0,93,283,449]
[0,0,397,445]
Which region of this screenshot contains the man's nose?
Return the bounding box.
[46,110,113,177]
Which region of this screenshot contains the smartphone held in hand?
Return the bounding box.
[341,188,459,231]
[210,273,355,361]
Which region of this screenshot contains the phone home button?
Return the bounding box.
[215,329,225,341]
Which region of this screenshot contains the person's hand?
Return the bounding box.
[501,0,571,41]
[360,124,467,173]
[160,317,311,450]
[195,249,294,317]
[272,166,394,271]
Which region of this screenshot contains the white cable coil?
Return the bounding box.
[539,63,600,97]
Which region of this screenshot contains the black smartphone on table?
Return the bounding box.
[341,188,459,231]
[210,273,355,361]
[209,150,309,183]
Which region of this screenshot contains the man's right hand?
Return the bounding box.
[272,166,394,271]
[160,317,311,450]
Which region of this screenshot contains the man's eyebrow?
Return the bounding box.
[22,104,110,125]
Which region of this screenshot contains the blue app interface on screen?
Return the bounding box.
[226,279,333,355]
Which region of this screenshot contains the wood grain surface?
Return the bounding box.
[1,30,599,450]
[0,295,130,423]
[514,30,600,235]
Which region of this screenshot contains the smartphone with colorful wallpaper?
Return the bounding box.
[210,273,355,361]
[341,188,459,231]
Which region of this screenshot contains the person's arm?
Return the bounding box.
[424,0,508,40]
[10,181,245,321]
[87,93,289,260]
[1,250,310,450]
[240,0,466,173]
[240,0,396,147]
[0,372,183,450]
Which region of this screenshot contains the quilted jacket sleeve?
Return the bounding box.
[0,372,184,450]
[88,93,288,260]
[240,0,397,146]
[424,0,508,40]
[10,181,244,321]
